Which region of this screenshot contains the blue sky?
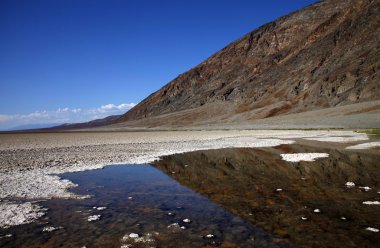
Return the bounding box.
[0,0,318,129]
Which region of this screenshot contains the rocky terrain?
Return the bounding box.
[114,0,379,129]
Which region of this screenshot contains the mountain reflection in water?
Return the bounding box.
[154,144,380,247]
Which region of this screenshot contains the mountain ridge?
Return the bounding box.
[115,0,379,128]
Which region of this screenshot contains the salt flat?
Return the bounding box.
[0,130,370,228]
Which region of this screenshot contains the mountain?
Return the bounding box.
[4,115,122,132]
[4,123,62,131]
[114,0,379,129]
[45,115,122,131]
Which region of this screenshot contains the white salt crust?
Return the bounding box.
[0,130,369,228]
[280,153,329,162]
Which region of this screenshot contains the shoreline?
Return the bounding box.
[0,130,374,229]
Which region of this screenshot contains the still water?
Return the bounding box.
[155,143,380,247]
[1,142,379,247]
[0,164,290,248]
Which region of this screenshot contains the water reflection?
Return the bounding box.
[154,144,380,247]
[0,165,290,248]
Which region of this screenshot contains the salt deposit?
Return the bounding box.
[42,226,62,232]
[0,202,46,229]
[359,186,371,191]
[345,182,355,187]
[346,142,380,150]
[281,153,329,162]
[121,232,156,247]
[0,130,370,228]
[128,233,139,238]
[365,227,379,232]
[87,215,101,222]
[95,207,107,211]
[362,201,380,205]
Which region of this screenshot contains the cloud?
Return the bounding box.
[98,103,136,113]
[0,114,14,122]
[0,103,136,130]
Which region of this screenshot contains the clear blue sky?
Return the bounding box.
[0,0,318,129]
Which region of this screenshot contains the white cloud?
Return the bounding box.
[98,103,136,113]
[0,114,14,122]
[0,103,136,130]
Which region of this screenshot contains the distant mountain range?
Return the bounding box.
[5,123,62,131]
[47,115,122,131]
[6,115,121,132]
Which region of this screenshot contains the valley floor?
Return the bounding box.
[0,130,378,229]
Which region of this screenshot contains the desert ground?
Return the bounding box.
[0,130,378,230]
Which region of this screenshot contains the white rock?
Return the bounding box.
[183,219,191,223]
[345,182,355,187]
[276,189,283,192]
[128,197,133,200]
[314,209,321,213]
[301,217,307,220]
[341,217,346,220]
[96,207,107,211]
[205,234,214,238]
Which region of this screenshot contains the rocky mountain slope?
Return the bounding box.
[117,0,379,128]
